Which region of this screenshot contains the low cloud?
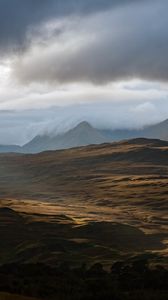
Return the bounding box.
[0,98,167,145]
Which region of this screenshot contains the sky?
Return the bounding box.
[0,0,168,144]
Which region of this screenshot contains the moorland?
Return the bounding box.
[0,138,167,299]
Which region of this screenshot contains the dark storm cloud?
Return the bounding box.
[0,0,167,144]
[0,0,138,52]
[13,0,168,84]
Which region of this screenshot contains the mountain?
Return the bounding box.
[18,117,168,153]
[0,118,168,154]
[141,118,168,140]
[101,118,168,141]
[0,144,21,153]
[22,121,110,153]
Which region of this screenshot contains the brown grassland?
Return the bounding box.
[0,138,167,264]
[0,138,167,299]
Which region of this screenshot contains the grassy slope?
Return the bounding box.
[0,138,167,265]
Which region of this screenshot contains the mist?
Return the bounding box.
[0,99,167,145]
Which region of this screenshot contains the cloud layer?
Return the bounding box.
[0,0,137,53]
[0,0,167,144]
[0,97,167,145]
[1,0,168,84]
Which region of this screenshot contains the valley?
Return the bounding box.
[0,138,167,266]
[0,138,168,299]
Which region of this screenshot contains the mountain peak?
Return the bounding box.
[74,121,93,130]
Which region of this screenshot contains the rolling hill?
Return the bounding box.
[0,138,167,238]
[0,137,167,298]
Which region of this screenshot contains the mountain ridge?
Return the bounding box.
[22,121,109,153]
[0,118,168,153]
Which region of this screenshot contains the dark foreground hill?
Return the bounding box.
[0,257,167,300]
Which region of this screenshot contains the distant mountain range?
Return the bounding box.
[0,118,168,153]
[102,118,168,141]
[22,121,108,153]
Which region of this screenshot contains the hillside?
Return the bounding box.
[0,137,167,298]
[0,138,167,238]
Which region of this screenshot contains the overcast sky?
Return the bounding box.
[0,0,168,144]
